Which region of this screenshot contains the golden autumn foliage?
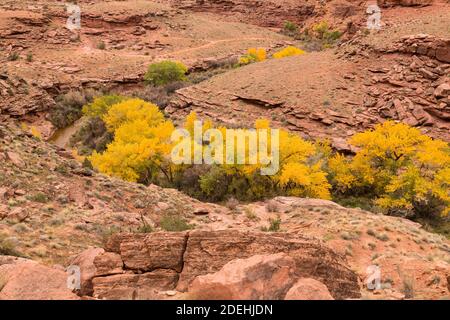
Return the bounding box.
[272,46,306,59]
[30,126,42,140]
[239,48,267,65]
[329,121,450,217]
[89,99,175,183]
[21,123,42,140]
[180,114,331,200]
[277,130,330,199]
[82,95,128,118]
[86,96,447,218]
[101,99,165,132]
[89,98,330,200]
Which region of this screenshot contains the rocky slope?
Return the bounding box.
[0,0,288,134]
[166,3,450,150]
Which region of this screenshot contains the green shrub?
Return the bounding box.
[160,215,193,232]
[268,218,281,232]
[26,53,33,62]
[284,21,298,32]
[199,166,231,202]
[144,61,188,86]
[28,192,49,203]
[97,41,106,50]
[0,235,24,257]
[311,21,342,47]
[136,224,153,233]
[49,89,100,129]
[261,218,281,232]
[7,52,20,61]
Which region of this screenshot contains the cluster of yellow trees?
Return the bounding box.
[83,97,449,218]
[329,122,449,217]
[239,46,306,65]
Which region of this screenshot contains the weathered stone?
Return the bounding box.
[6,151,25,168]
[0,256,79,300]
[7,207,29,223]
[378,0,433,7]
[69,247,105,295]
[188,253,298,300]
[120,232,188,272]
[94,252,124,276]
[434,83,450,99]
[284,278,334,300]
[436,46,450,63]
[92,270,178,300]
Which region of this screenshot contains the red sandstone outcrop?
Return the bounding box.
[69,247,105,296]
[188,253,327,300]
[89,230,361,300]
[390,34,450,63]
[0,256,79,300]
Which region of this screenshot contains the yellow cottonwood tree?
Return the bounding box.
[329,121,450,217]
[82,95,128,118]
[197,117,331,200]
[102,99,165,132]
[239,48,267,65]
[90,99,175,183]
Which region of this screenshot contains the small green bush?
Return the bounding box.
[49,89,100,129]
[268,218,281,232]
[144,61,188,86]
[7,52,20,61]
[136,224,153,233]
[160,214,193,232]
[28,192,49,203]
[0,235,24,257]
[311,21,342,48]
[97,41,106,50]
[284,21,298,32]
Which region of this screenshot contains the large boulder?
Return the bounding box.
[284,278,334,300]
[188,253,297,300]
[94,230,361,300]
[434,83,450,99]
[69,247,105,295]
[0,256,79,300]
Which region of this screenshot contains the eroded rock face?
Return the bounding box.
[69,247,104,296]
[0,256,79,300]
[161,0,316,27]
[392,34,450,64]
[93,230,361,300]
[378,0,433,7]
[188,253,299,300]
